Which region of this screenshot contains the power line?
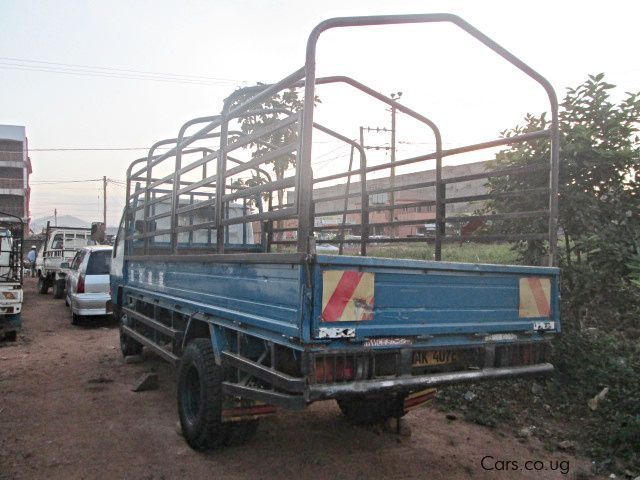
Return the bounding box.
[0,57,248,86]
[31,178,104,184]
[0,56,246,83]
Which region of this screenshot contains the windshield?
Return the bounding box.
[86,250,111,275]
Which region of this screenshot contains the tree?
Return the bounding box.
[230,86,306,206]
[485,74,640,328]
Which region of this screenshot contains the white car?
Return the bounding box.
[64,245,112,325]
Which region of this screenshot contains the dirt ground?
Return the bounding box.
[0,278,595,480]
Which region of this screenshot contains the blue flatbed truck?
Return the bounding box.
[111,14,561,450]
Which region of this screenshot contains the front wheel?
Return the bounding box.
[52,279,65,299]
[37,275,48,294]
[177,339,227,450]
[336,393,407,425]
[3,331,17,342]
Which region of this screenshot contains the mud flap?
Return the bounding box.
[222,397,277,423]
[403,388,437,413]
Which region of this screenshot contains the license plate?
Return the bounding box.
[412,349,457,367]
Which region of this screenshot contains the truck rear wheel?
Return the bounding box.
[177,339,227,450]
[52,279,65,299]
[336,393,407,425]
[37,275,48,294]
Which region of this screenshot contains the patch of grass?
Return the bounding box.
[367,242,519,265]
[435,330,640,474]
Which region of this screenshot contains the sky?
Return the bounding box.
[0,0,638,227]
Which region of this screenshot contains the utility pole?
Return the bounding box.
[54,208,57,227]
[103,176,107,226]
[390,91,403,237]
[359,125,393,237]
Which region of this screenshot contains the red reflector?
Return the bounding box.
[315,357,354,383]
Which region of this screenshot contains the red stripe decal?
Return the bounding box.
[322,271,363,322]
[222,405,276,417]
[528,278,550,317]
[404,392,436,408]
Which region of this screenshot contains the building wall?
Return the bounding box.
[303,160,493,238]
[0,125,31,230]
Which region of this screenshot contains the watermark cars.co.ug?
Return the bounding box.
[481,455,570,475]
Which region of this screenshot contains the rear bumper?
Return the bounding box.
[70,292,111,316]
[307,363,554,401]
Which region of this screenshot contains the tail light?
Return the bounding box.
[314,357,354,383]
[77,274,85,294]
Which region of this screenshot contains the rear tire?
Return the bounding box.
[37,275,48,294]
[4,331,17,342]
[71,311,81,326]
[177,339,227,450]
[337,393,407,425]
[52,279,65,299]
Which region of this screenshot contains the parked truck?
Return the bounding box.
[111,14,561,451]
[36,223,93,298]
[0,212,24,341]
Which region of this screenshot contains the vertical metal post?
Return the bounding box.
[548,99,560,267]
[143,151,154,256]
[389,91,402,238]
[102,176,107,227]
[215,103,230,253]
[170,144,183,254]
[338,145,355,255]
[359,127,368,256]
[390,105,396,236]
[434,145,444,261]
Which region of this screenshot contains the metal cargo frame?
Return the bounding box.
[124,14,559,268]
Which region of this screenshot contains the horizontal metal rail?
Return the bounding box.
[224,142,298,178]
[313,130,549,184]
[123,307,179,338]
[225,113,300,153]
[219,207,297,227]
[222,382,305,410]
[443,187,548,205]
[307,363,554,400]
[121,325,178,364]
[221,177,295,203]
[221,351,305,393]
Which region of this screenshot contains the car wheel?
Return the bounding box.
[177,339,227,450]
[37,276,48,294]
[71,310,81,326]
[52,279,65,299]
[3,331,17,342]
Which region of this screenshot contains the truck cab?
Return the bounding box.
[0,216,23,341]
[36,225,93,298]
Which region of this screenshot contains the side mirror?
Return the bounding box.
[60,262,70,269]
